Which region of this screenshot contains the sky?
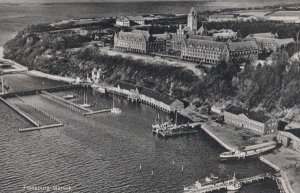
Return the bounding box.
[0,0,235,4]
[0,0,207,3]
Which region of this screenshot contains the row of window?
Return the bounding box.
[226,119,263,133]
[225,113,264,127]
[185,47,223,53]
[182,51,221,59]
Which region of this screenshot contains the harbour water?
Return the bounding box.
[0,74,280,193]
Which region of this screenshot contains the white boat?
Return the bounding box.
[184,175,220,192]
[98,87,106,94]
[184,174,241,193]
[220,142,277,160]
[226,173,242,191]
[63,94,76,100]
[111,95,121,114]
[111,107,121,114]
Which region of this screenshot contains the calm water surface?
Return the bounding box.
[0,75,280,193]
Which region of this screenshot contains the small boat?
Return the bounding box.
[63,94,76,100]
[226,173,242,191]
[111,95,121,114]
[184,174,241,193]
[98,87,106,94]
[184,175,220,192]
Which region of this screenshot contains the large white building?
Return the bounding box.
[114,30,166,53]
[224,106,277,135]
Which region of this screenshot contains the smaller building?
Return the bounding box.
[127,16,146,26]
[113,81,184,112]
[224,105,277,135]
[208,14,236,22]
[116,16,131,27]
[245,33,295,52]
[227,40,259,60]
[277,130,300,152]
[212,29,237,41]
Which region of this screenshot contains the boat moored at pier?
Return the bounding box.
[220,141,277,160]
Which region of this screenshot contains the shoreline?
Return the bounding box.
[3,54,297,193]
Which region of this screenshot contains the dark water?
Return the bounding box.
[0,74,280,193]
[1,0,300,45]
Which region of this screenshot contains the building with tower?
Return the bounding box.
[187,7,198,34]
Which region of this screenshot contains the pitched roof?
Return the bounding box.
[225,106,271,123]
[183,38,227,50]
[227,41,258,52]
[116,81,178,105]
[117,30,150,41]
[251,32,278,38]
[116,16,130,22]
[127,16,145,21]
[117,81,139,91]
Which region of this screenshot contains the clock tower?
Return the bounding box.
[187,7,198,33]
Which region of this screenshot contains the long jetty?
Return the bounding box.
[40,91,91,114]
[0,84,83,99]
[0,96,40,127]
[41,91,113,116]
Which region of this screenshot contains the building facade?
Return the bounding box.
[181,38,229,64]
[224,106,278,135]
[277,131,300,152]
[246,33,295,52]
[114,30,166,53]
[187,7,198,34]
[116,16,131,27]
[112,81,184,112]
[227,41,259,60]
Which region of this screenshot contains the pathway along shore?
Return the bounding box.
[3,58,297,193]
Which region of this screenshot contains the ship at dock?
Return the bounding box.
[184,173,241,193]
[184,173,272,193]
[152,112,199,137]
[220,141,277,160]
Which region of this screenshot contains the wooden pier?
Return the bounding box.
[41,91,113,116]
[83,109,112,116]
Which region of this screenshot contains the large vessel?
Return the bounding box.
[220,141,277,160]
[184,174,241,193]
[153,112,199,137]
[152,114,174,134]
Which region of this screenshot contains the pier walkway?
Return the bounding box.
[0,96,64,132]
[41,91,113,116]
[0,84,83,99]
